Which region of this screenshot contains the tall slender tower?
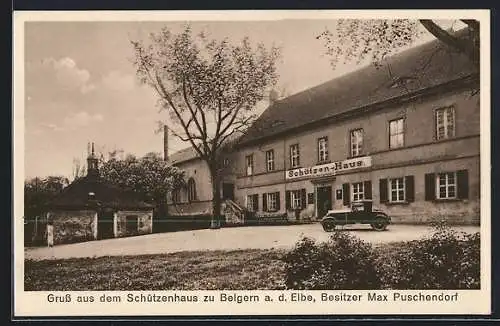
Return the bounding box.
[87,142,99,178]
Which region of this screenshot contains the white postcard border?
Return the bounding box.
[13,9,491,317]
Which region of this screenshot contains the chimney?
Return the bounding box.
[269,89,280,105]
[163,125,169,162]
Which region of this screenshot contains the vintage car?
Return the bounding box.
[320,200,391,231]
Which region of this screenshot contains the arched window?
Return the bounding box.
[187,178,197,202]
[172,188,180,203]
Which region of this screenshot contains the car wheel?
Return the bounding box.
[322,220,336,232]
[371,217,388,231]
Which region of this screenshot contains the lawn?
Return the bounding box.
[24,249,288,291]
[24,236,478,291]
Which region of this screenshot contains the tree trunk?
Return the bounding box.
[208,160,222,228]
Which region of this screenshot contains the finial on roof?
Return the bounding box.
[91,142,95,156]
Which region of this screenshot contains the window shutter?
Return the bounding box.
[405,175,415,202]
[301,189,307,209]
[297,146,300,166]
[253,194,259,211]
[425,173,436,201]
[379,179,388,203]
[262,193,268,212]
[342,183,350,206]
[364,180,372,200]
[457,170,469,199]
[275,192,281,210]
[285,191,291,209]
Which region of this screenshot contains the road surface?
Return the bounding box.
[24,223,479,261]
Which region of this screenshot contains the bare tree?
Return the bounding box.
[71,158,86,181]
[131,25,281,225]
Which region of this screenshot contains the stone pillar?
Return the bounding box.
[92,212,98,240]
[113,212,118,237]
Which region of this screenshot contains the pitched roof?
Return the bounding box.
[169,132,244,165]
[238,29,478,146]
[49,175,153,210]
[169,146,198,165]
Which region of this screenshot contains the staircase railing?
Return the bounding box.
[224,199,246,224]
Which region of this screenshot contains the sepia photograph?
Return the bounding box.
[14,10,490,316]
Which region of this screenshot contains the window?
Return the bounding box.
[247,195,256,211]
[389,118,404,149]
[246,155,254,176]
[266,150,275,171]
[187,178,197,202]
[380,176,414,204]
[267,192,278,211]
[436,106,455,140]
[436,172,457,199]
[172,189,180,203]
[352,182,364,202]
[223,158,230,167]
[350,129,363,157]
[290,144,300,168]
[291,190,302,209]
[318,137,329,162]
[389,177,405,202]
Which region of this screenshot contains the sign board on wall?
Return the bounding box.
[285,156,372,180]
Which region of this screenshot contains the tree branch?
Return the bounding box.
[419,20,476,62]
[152,72,206,159]
[461,19,479,31]
[181,77,210,156]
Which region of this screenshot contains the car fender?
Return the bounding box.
[321,216,337,224]
[374,212,391,223]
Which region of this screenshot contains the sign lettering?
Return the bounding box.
[285,156,372,180]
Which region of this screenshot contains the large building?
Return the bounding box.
[168,31,480,225]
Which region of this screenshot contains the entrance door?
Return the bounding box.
[316,186,333,218]
[126,215,139,236]
[97,209,115,240]
[222,183,235,200]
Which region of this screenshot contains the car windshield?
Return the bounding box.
[352,203,364,211]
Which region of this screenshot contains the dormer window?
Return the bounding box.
[388,76,417,89]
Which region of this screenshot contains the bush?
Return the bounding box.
[283,221,481,290]
[282,232,383,290]
[383,223,480,289]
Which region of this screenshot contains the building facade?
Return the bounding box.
[166,134,242,223]
[234,88,479,224]
[234,31,480,225]
[167,31,481,225]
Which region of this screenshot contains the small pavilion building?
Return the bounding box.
[46,143,154,245]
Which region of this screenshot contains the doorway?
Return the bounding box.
[222,183,235,201]
[316,186,333,218]
[97,209,115,240]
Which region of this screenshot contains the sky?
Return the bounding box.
[23,19,455,180]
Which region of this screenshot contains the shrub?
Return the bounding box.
[282,232,383,290]
[382,222,480,289]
